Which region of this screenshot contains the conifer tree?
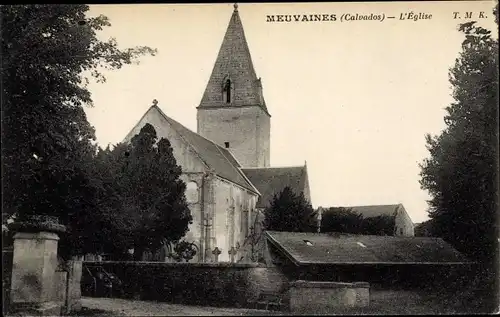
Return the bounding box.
[98,124,192,260]
[263,186,315,232]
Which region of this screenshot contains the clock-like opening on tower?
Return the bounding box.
[224,142,230,148]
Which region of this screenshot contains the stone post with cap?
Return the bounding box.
[8,215,68,316]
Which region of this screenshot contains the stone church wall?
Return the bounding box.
[179,173,205,260]
[212,177,258,262]
[197,106,270,168]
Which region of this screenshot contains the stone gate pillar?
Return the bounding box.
[9,216,66,316]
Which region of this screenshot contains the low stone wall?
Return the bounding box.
[84,261,289,309]
[287,280,370,314]
[245,266,290,303]
[65,260,83,312]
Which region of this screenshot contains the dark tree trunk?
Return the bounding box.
[133,246,144,261]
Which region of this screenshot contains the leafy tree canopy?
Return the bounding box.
[419,15,498,262]
[320,207,395,236]
[1,5,156,257]
[414,220,435,237]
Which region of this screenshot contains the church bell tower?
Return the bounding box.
[197,4,271,168]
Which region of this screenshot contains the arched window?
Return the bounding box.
[185,181,199,204]
[222,78,232,103]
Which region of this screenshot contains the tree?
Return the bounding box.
[320,207,363,234]
[414,220,435,237]
[419,16,498,263]
[360,215,395,236]
[1,5,156,258]
[263,186,316,232]
[97,124,193,260]
[320,207,395,236]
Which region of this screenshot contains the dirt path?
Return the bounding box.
[80,297,282,316]
[80,289,469,316]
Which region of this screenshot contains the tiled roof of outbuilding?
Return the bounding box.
[265,231,472,266]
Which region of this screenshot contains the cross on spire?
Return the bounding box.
[152,99,158,107]
[198,1,269,115]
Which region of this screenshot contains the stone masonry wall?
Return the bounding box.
[83,261,288,309]
[197,106,270,168]
[287,281,370,314]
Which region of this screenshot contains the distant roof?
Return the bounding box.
[242,166,308,209]
[340,204,403,219]
[265,231,472,266]
[126,106,258,194]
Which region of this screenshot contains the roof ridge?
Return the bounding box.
[122,105,156,143]
[219,148,262,195]
[150,105,212,171]
[153,105,259,194]
[154,106,225,158]
[344,204,402,208]
[214,145,261,195]
[241,165,306,170]
[153,105,228,153]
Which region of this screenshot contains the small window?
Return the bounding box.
[223,79,232,104]
[224,142,230,148]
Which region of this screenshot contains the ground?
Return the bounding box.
[77,286,491,316]
[79,297,283,316]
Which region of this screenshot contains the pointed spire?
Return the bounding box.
[198,4,269,115]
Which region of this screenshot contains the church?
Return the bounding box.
[123,4,311,263]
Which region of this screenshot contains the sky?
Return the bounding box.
[84,1,497,224]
